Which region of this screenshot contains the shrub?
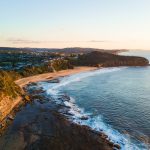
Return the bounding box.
[51,59,74,71]
[20,64,53,77]
[0,71,22,99]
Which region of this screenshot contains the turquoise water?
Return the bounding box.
[41,51,150,150]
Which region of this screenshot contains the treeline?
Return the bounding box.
[76,51,149,67]
[20,65,53,77]
[0,58,73,101]
[19,58,73,77]
[51,59,73,71]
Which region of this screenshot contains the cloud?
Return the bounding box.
[87,40,110,43]
[5,38,111,44]
[6,38,74,44]
[7,38,41,44]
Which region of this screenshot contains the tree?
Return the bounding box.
[51,59,73,72]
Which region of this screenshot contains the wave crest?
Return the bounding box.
[39,67,148,150]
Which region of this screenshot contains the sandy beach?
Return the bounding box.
[15,67,97,88]
[0,67,96,126]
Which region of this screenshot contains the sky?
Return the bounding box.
[0,0,150,50]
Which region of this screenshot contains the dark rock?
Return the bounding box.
[101,134,108,139]
[7,115,14,121]
[0,83,115,150]
[0,124,4,129]
[30,82,38,86]
[108,141,114,147]
[80,116,89,120]
[113,144,121,149]
[47,78,60,83]
[62,94,70,101]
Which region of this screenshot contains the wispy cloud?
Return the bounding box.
[5,38,111,44]
[7,38,41,44]
[6,38,74,44]
[87,40,110,43]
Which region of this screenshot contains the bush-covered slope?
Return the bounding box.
[51,59,73,71]
[0,71,22,99]
[0,71,22,121]
[19,65,53,77]
[76,51,149,67]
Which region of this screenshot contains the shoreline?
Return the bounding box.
[15,67,97,88]
[0,75,119,150]
[1,66,148,149]
[0,67,96,133]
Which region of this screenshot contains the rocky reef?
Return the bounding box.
[0,83,119,150]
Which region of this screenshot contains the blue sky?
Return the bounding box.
[0,0,150,49]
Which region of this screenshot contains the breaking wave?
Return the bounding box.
[39,67,148,150]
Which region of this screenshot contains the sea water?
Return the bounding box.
[40,51,150,150]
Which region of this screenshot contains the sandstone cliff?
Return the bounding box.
[0,94,21,122]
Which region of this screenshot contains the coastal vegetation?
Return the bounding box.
[0,58,73,101]
[51,58,74,71]
[76,51,149,67]
[19,65,53,77]
[0,71,21,99]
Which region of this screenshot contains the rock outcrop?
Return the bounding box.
[0,95,21,122]
[0,84,116,150]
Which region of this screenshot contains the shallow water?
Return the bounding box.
[40,51,150,150]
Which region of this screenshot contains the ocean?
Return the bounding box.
[40,51,150,150]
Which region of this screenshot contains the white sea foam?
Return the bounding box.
[79,116,148,150]
[39,67,148,150]
[42,67,123,94]
[61,97,147,150]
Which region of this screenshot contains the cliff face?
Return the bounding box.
[0,84,114,150]
[0,94,21,122]
[0,71,23,122]
[77,51,149,67]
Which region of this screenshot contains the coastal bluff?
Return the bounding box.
[0,82,115,150]
[0,67,96,123]
[77,51,149,67]
[0,95,22,122]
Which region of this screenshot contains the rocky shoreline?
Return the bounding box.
[0,81,120,150]
[0,67,96,134]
